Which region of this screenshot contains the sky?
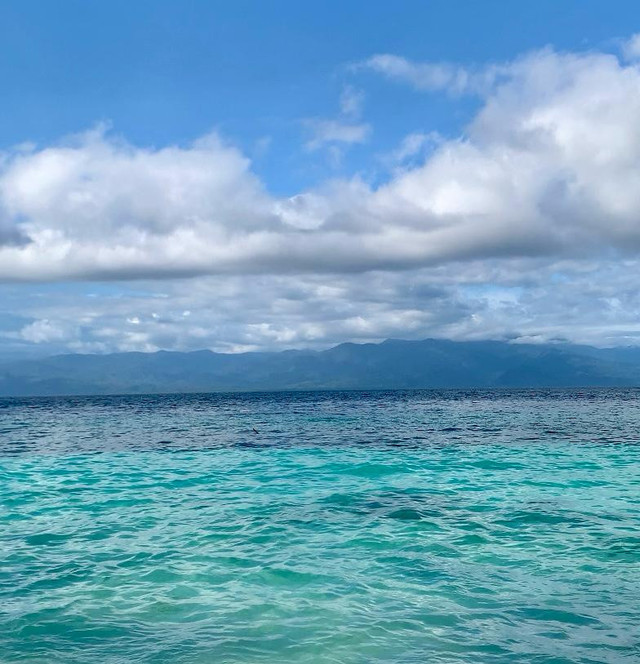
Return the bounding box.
[2,1,640,358]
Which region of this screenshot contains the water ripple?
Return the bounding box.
[1,390,639,662]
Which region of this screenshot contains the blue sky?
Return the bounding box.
[1,1,640,358]
[1,0,636,192]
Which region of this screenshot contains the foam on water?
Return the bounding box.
[1,390,639,663]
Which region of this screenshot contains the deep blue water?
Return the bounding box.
[1,389,639,663]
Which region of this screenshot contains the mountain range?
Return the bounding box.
[1,338,640,397]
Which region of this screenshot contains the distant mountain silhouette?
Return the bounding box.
[1,339,640,396]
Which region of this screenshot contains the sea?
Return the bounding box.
[1,389,639,663]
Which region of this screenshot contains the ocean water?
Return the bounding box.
[1,390,639,664]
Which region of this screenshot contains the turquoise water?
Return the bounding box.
[1,390,639,663]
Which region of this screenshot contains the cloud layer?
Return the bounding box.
[6,256,640,359]
[3,39,640,353]
[1,45,640,283]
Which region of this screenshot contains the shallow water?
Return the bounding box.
[1,389,639,663]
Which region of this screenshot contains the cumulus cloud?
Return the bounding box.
[19,318,70,344]
[0,44,640,292]
[5,40,640,354]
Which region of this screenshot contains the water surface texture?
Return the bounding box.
[1,390,639,663]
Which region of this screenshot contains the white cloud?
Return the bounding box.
[385,131,442,167]
[359,54,468,93]
[0,42,639,332]
[339,85,365,118]
[356,53,504,95]
[392,132,432,160]
[304,119,371,151]
[19,318,70,343]
[302,84,369,157]
[365,47,640,262]
[622,33,640,62]
[8,257,640,357]
[303,84,369,153]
